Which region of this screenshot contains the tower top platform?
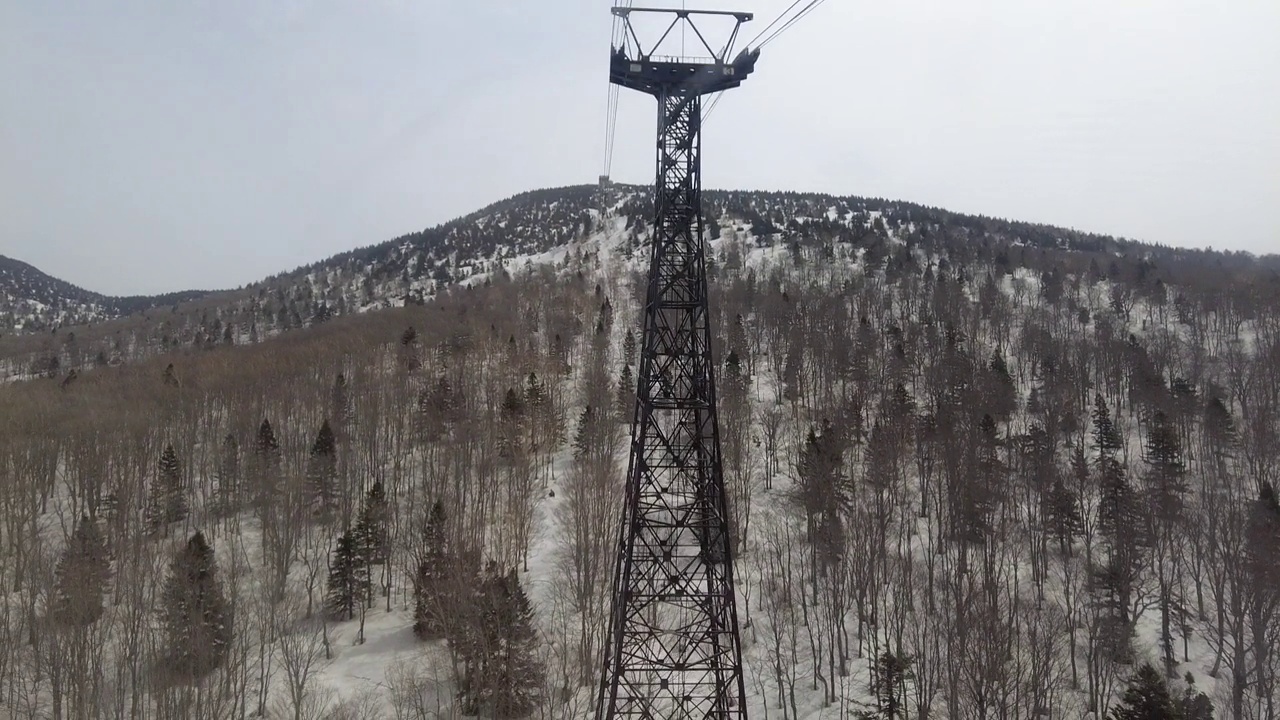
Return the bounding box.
[609,7,760,96]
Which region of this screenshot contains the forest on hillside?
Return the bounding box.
[1,208,1279,719]
[7,185,1274,383]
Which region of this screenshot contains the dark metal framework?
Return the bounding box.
[597,8,758,720]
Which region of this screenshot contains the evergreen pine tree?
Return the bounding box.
[728,314,749,368]
[454,564,543,718]
[399,326,420,372]
[868,651,912,719]
[960,413,1004,543]
[985,350,1017,423]
[415,375,456,442]
[331,372,352,436]
[254,418,282,509]
[1092,393,1143,664]
[1093,394,1124,457]
[214,433,240,516]
[413,500,450,640]
[523,371,561,451]
[1203,396,1235,448]
[551,333,571,376]
[724,350,750,403]
[572,405,595,461]
[488,569,544,718]
[1043,477,1082,556]
[159,532,231,682]
[1178,673,1214,720]
[782,339,803,403]
[306,419,339,522]
[1245,481,1280,605]
[597,297,614,336]
[1145,410,1188,525]
[52,514,111,627]
[615,364,634,422]
[326,527,368,621]
[1144,409,1188,677]
[1111,664,1182,720]
[623,328,637,363]
[796,420,847,569]
[850,316,875,387]
[452,561,494,714]
[498,389,526,459]
[354,481,390,568]
[146,444,188,534]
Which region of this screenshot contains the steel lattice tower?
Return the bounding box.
[598,8,759,720]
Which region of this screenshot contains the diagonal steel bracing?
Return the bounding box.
[598,10,759,718]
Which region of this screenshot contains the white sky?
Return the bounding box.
[2,0,1277,295]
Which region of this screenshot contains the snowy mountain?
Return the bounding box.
[0,253,208,335]
[11,182,1277,380]
[5,181,1274,368]
[1,184,1279,718]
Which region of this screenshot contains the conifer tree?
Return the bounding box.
[597,296,613,336]
[354,481,389,568]
[1043,477,1082,556]
[52,514,111,627]
[552,333,571,376]
[415,375,456,442]
[1093,394,1124,457]
[985,349,1017,423]
[961,413,1003,543]
[615,364,634,422]
[452,561,493,714]
[1145,410,1188,526]
[782,340,803,403]
[623,328,637,363]
[253,418,282,508]
[572,405,595,461]
[454,564,543,718]
[488,569,543,718]
[728,314,749,369]
[867,651,912,719]
[1144,409,1188,677]
[1111,664,1182,720]
[146,444,188,534]
[523,372,559,451]
[331,372,352,436]
[795,420,847,571]
[306,419,338,522]
[498,389,526,459]
[1245,481,1280,660]
[399,326,421,372]
[413,500,450,640]
[723,350,749,402]
[159,532,231,682]
[1178,673,1214,720]
[326,527,368,621]
[854,315,876,373]
[1093,394,1143,662]
[215,433,240,516]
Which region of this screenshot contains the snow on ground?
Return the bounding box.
[2,205,1251,718]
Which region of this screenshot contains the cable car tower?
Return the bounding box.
[597,7,759,719]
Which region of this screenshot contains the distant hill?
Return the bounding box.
[0,254,208,334]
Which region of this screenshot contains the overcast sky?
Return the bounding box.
[2,1,1277,295]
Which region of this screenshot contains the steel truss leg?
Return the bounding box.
[597,89,747,720]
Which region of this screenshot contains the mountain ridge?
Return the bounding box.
[2,183,1276,373]
[0,253,210,334]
